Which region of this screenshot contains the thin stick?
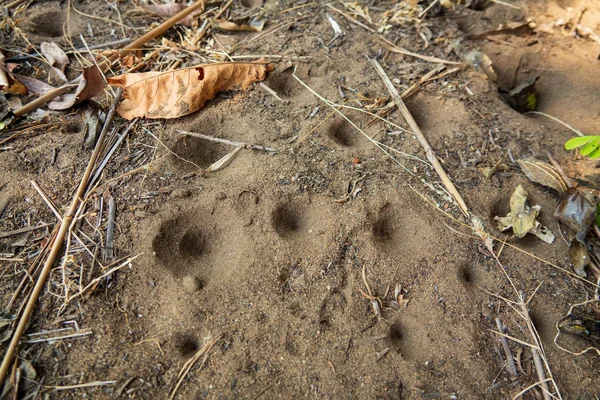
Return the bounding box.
[259,82,284,102]
[377,37,463,65]
[104,196,116,261]
[0,223,50,239]
[490,0,521,10]
[107,0,206,65]
[190,0,233,47]
[53,381,116,391]
[23,330,92,344]
[65,255,140,303]
[176,130,278,153]
[13,85,74,118]
[532,348,551,400]
[0,91,122,385]
[369,57,469,216]
[495,318,518,377]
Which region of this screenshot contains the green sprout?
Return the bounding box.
[565,136,600,159]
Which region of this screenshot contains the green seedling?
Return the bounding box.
[565,136,600,159]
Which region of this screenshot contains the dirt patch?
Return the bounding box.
[1,0,600,399]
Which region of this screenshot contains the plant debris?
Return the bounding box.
[494,184,555,243]
[40,42,69,82]
[518,158,567,194]
[48,66,105,110]
[554,187,597,242]
[107,60,273,119]
[501,76,539,113]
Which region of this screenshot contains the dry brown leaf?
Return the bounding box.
[48,65,105,110]
[213,18,266,32]
[107,60,273,120]
[11,73,56,94]
[518,158,567,194]
[40,42,69,81]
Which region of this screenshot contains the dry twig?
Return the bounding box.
[369,57,469,216]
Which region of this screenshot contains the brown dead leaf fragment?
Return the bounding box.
[48,65,105,110]
[40,42,69,81]
[518,159,567,194]
[107,60,273,119]
[554,187,597,242]
[10,73,56,94]
[466,22,535,40]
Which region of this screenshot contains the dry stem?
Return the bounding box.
[369,57,469,216]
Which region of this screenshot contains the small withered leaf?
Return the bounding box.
[518,158,567,194]
[554,187,597,242]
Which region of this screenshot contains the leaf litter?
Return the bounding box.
[107,60,273,119]
[494,184,555,243]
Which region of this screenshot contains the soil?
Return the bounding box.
[1,0,600,399]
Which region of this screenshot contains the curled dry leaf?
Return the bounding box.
[518,158,567,194]
[40,41,69,81]
[463,49,496,81]
[510,184,538,238]
[107,60,273,119]
[213,18,266,32]
[494,184,554,243]
[48,65,106,110]
[554,187,597,242]
[206,146,243,173]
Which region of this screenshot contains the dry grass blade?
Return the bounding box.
[377,37,463,65]
[169,334,222,400]
[108,60,273,119]
[369,57,469,216]
[206,146,242,173]
[526,111,585,137]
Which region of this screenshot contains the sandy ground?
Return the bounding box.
[1,0,600,398]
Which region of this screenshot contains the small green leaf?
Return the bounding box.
[565,136,597,150]
[589,147,600,159]
[580,142,599,156]
[596,203,600,227]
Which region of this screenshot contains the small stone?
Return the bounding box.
[182,275,202,292]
